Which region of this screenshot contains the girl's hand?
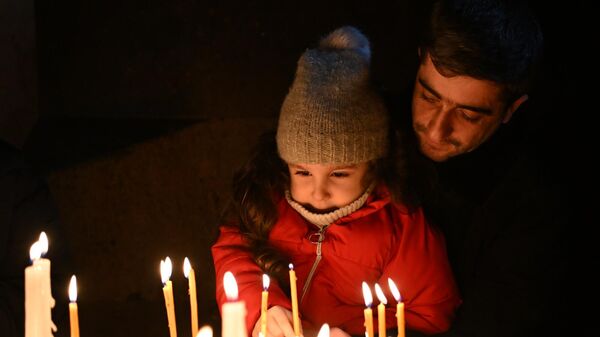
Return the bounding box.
[252,306,299,337]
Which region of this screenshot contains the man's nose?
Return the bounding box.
[426,108,453,143]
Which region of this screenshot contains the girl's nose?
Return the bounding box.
[312,181,330,201]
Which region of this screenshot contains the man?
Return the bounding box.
[0,139,71,337]
[397,1,573,336]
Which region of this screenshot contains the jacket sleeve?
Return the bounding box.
[212,225,292,334]
[379,207,461,335]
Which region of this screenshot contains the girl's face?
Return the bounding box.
[288,162,371,214]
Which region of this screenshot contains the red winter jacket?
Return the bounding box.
[212,186,461,335]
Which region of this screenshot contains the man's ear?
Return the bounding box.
[503,94,528,124]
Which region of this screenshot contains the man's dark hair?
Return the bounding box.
[420,0,543,103]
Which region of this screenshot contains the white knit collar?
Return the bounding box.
[285,184,374,228]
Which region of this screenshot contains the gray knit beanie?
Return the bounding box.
[276,26,389,165]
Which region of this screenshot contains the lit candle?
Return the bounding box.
[260,274,270,337]
[387,279,404,337]
[361,282,374,337]
[288,264,301,337]
[222,271,247,337]
[184,257,199,337]
[25,232,57,337]
[374,284,387,337]
[68,275,80,337]
[317,323,330,337]
[161,257,177,337]
[196,325,213,337]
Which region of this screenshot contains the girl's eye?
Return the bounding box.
[294,170,311,176]
[331,172,349,178]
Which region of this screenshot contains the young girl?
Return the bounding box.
[212,26,461,337]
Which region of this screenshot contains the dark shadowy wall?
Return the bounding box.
[0,0,37,147]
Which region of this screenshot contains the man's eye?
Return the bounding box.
[420,92,438,103]
[294,170,310,176]
[459,110,481,122]
[331,172,349,178]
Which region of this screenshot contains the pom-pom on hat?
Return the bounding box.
[276,26,388,165]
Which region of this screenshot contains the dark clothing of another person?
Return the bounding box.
[0,140,70,337]
[389,92,571,337]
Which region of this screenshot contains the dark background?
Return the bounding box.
[1,1,579,337]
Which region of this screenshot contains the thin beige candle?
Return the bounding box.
[161,257,177,337]
[388,278,404,337]
[68,275,80,337]
[289,264,301,337]
[184,257,199,337]
[260,274,270,337]
[362,282,374,337]
[374,284,387,337]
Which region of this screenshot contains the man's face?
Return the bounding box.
[412,54,518,162]
[288,162,370,214]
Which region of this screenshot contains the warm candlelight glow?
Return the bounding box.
[289,264,300,337]
[224,271,238,301]
[196,325,213,337]
[184,257,191,278]
[362,282,373,307]
[161,257,177,337]
[29,241,41,261]
[221,272,247,337]
[387,278,404,337]
[69,275,77,302]
[362,282,374,337]
[317,323,330,337]
[68,275,80,337]
[161,257,173,284]
[387,278,401,302]
[25,233,57,337]
[184,257,199,337]
[260,274,270,337]
[375,284,387,337]
[374,284,387,305]
[38,232,48,256]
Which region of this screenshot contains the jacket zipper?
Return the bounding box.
[300,225,328,303]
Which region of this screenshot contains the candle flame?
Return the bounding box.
[184,257,191,278]
[362,282,373,307]
[223,271,238,301]
[29,241,42,261]
[289,263,294,270]
[38,232,48,256]
[196,325,213,337]
[262,274,270,290]
[387,278,402,302]
[374,283,387,305]
[69,275,78,302]
[317,323,330,337]
[160,257,173,284]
